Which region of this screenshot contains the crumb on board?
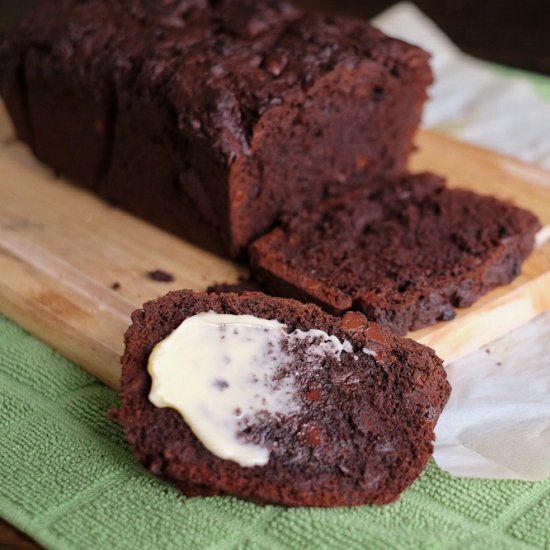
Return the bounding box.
[111,282,121,290]
[147,269,175,282]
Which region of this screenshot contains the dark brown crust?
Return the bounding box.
[0,0,432,256]
[116,290,450,507]
[249,172,541,335]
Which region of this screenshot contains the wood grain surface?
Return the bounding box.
[0,102,549,390]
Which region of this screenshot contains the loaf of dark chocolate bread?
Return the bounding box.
[116,290,450,507]
[249,173,541,335]
[0,0,432,256]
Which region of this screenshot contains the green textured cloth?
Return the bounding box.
[1,314,550,549]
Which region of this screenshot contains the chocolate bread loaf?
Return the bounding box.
[0,0,432,255]
[116,290,450,507]
[250,173,541,335]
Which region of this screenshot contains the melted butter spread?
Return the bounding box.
[148,311,354,467]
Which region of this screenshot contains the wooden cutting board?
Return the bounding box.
[1,103,549,389]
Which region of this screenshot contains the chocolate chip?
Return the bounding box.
[372,86,384,101]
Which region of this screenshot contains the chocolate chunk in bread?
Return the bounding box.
[1,0,432,256]
[250,172,541,335]
[116,290,450,507]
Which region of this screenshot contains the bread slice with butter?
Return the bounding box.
[115,290,450,507]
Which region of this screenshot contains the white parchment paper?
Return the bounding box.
[434,313,550,481]
[373,3,550,481]
[374,2,550,170]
